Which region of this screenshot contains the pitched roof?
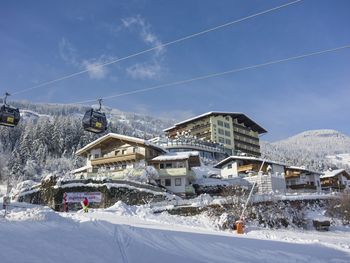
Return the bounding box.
[320,169,350,179]
[163,111,267,134]
[286,166,322,175]
[75,133,167,156]
[214,155,286,168]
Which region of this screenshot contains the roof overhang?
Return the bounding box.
[75,133,167,156]
[163,111,267,134]
[214,155,285,169]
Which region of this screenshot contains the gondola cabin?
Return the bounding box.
[0,105,20,127]
[82,109,107,134]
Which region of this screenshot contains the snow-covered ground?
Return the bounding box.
[1,202,349,263]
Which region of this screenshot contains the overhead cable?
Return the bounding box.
[11,0,302,96]
[72,44,350,104]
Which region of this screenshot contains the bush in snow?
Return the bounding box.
[327,192,350,225]
[140,166,159,184]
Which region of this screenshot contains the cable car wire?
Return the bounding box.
[71,44,350,105]
[10,0,302,96]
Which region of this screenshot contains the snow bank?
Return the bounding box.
[1,203,350,262]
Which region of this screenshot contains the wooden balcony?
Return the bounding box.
[238,164,259,173]
[91,153,144,166]
[158,167,187,177]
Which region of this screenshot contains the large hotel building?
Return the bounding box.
[163,112,267,156]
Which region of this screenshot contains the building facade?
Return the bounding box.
[320,169,350,191]
[214,156,286,194]
[285,166,322,192]
[164,112,267,156]
[74,133,200,194]
[149,152,201,194]
[150,136,227,162]
[74,133,167,179]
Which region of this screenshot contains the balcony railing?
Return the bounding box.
[158,167,187,177]
[91,153,144,166]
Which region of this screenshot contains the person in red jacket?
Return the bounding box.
[82,197,89,213]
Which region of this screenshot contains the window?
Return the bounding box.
[224,122,230,128]
[122,150,126,155]
[225,130,230,137]
[88,154,92,160]
[165,179,171,186]
[218,137,225,143]
[122,164,127,169]
[166,163,172,168]
[227,164,232,169]
[217,120,223,126]
[218,128,224,135]
[175,178,182,186]
[225,139,231,145]
[132,147,136,153]
[94,154,100,159]
[160,163,165,169]
[115,150,120,156]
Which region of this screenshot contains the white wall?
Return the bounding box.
[220,161,238,178]
[160,176,187,193]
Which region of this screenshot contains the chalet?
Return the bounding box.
[214,156,285,179]
[149,151,201,194]
[74,133,167,179]
[320,169,350,191]
[285,166,322,192]
[214,156,286,194]
[74,133,201,194]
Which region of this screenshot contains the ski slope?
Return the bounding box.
[1,203,349,263]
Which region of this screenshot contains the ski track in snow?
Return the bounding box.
[0,204,350,263]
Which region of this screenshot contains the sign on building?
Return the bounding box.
[63,192,102,203]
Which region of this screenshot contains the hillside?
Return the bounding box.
[261,129,350,171]
[0,101,173,183]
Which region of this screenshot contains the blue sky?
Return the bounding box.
[1,0,349,141]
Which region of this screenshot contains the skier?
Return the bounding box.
[82,197,89,213]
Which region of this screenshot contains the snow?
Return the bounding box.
[72,165,90,174]
[1,202,349,263]
[214,155,286,169]
[151,151,199,161]
[54,182,168,196]
[320,169,345,179]
[326,153,350,167]
[192,166,221,179]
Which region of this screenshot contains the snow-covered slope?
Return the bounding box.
[326,154,350,168]
[261,130,350,171]
[1,203,349,263]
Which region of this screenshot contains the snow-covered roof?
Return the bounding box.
[214,155,286,168]
[72,166,90,174]
[320,169,349,179]
[151,151,199,162]
[76,133,167,156]
[164,111,267,134]
[286,166,322,175]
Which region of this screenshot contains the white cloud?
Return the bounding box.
[82,59,109,80]
[59,37,111,80]
[126,61,162,80]
[121,15,166,79]
[58,38,79,67]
